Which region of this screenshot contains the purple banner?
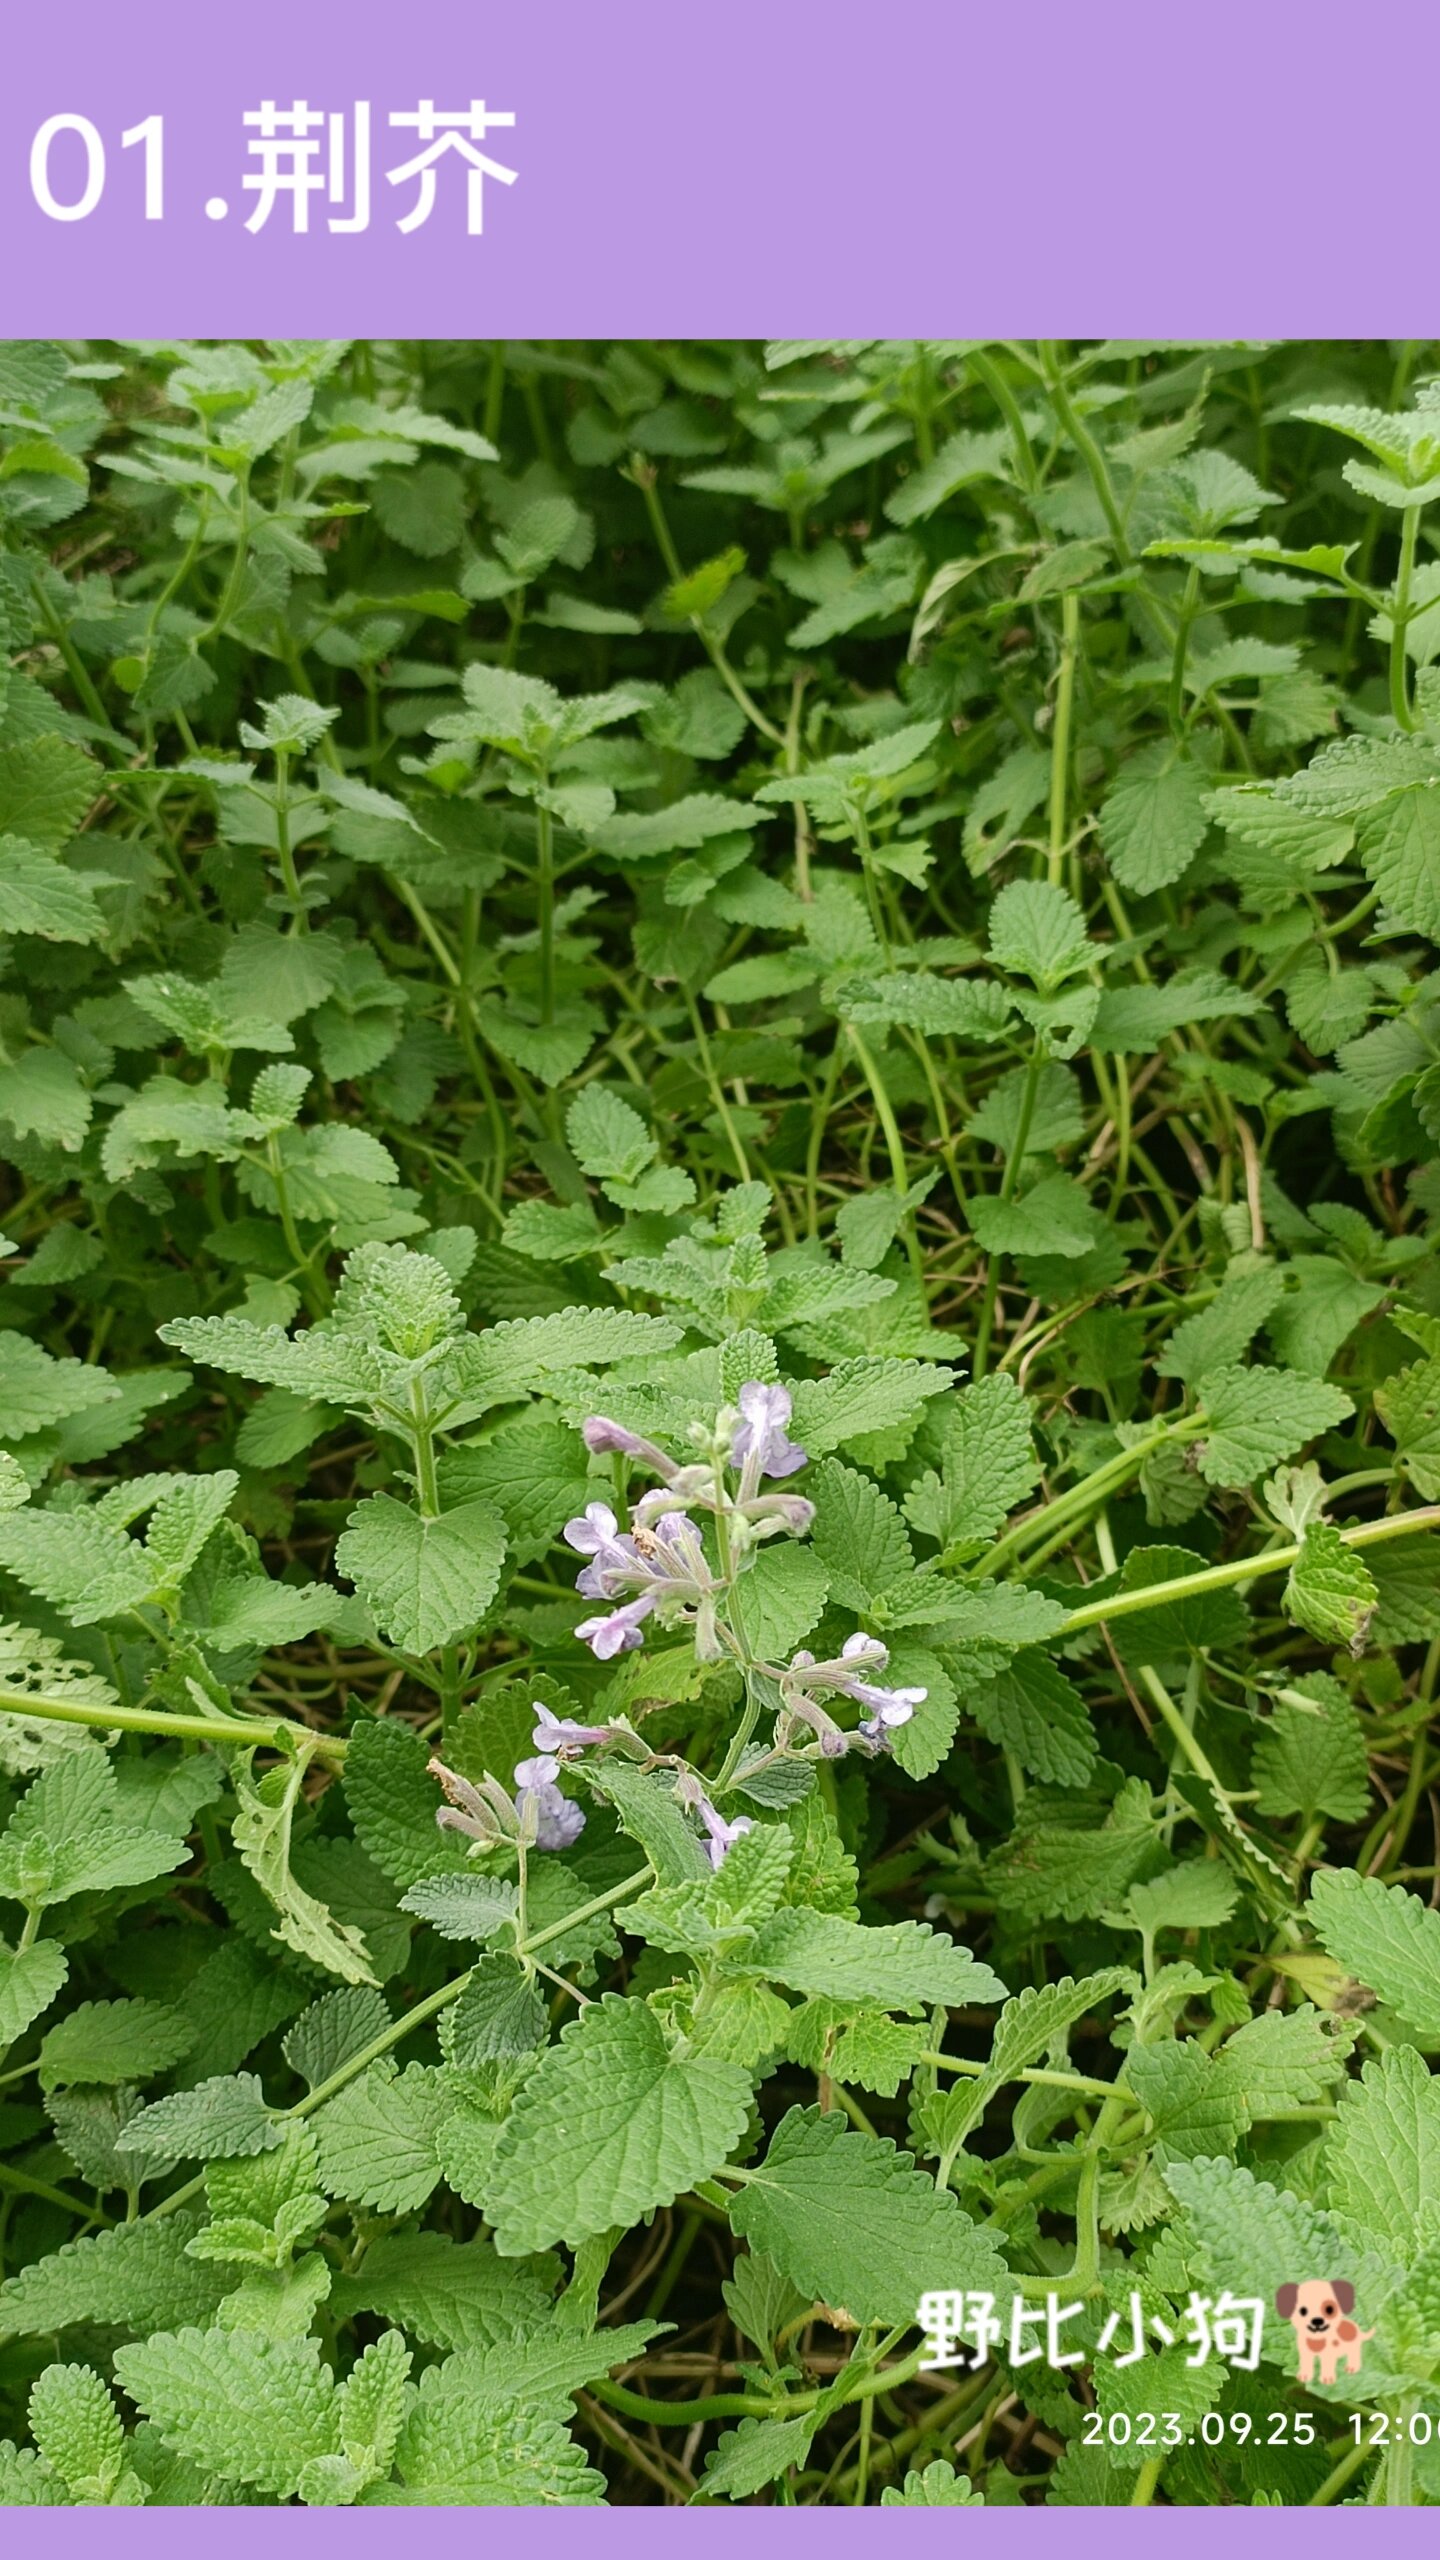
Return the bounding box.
[0,0,1434,337]
[9,2514,1428,2550]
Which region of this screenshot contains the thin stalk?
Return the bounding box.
[1389,504,1422,730]
[1047,590,1080,886]
[1055,1505,1440,1637]
[845,1024,924,1285]
[971,1038,1047,1379]
[0,1687,346,1759]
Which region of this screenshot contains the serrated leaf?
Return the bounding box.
[1309,1869,1440,2036]
[727,2106,1008,2328]
[903,1373,1038,1552]
[1196,1366,1352,1488]
[1252,1676,1369,1824]
[969,1650,1096,1788]
[1100,757,1211,894]
[0,2214,228,2339]
[487,1994,752,2254]
[1326,2044,1440,2260]
[0,1936,67,2045]
[311,2061,452,2214]
[328,2231,556,2349]
[738,1907,1005,2008]
[114,2327,339,2496]
[124,2072,283,2164]
[335,1493,507,1655]
[39,1997,193,2090]
[1284,1523,1377,1649]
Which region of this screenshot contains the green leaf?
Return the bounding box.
[700,2411,820,2500]
[1111,1544,1249,1660]
[335,1493,507,1654]
[0,1046,92,1151]
[1375,1357,1440,1499]
[1125,2042,1246,2164]
[738,1907,1005,2008]
[382,2378,604,2503]
[27,2365,129,2503]
[1099,757,1211,894]
[343,1714,470,1891]
[0,1752,190,1910]
[968,1650,1096,1787]
[987,879,1093,988]
[0,1335,119,1441]
[1091,969,1262,1052]
[727,2106,1008,2328]
[1164,2157,1372,2372]
[400,1873,518,1942]
[968,1174,1101,1261]
[124,2072,283,2164]
[1326,2044,1440,2260]
[805,1458,913,1613]
[312,2061,453,2215]
[882,2458,982,2505]
[114,2327,340,2497]
[903,1373,1039,1552]
[1124,1861,1238,1939]
[328,2231,557,2349]
[1196,1366,1353,1488]
[1283,1523,1378,1649]
[1213,2006,1354,2119]
[0,738,100,845]
[1156,1260,1285,1386]
[583,1756,710,1884]
[1252,1675,1370,1824]
[231,1752,379,1988]
[0,2214,228,2339]
[1309,1869,1440,2037]
[789,1357,953,1458]
[282,1986,393,2092]
[38,1997,193,2090]
[486,1994,752,2254]
[0,1936,67,2045]
[1354,783,1440,940]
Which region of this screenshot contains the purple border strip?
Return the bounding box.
[2,2514,1416,2544]
[1,0,1439,337]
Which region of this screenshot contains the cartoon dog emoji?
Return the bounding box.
[1275,2280,1375,2385]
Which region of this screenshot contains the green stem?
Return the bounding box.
[0,1687,345,1759]
[1042,348,1130,563]
[971,1038,1048,1380]
[1054,1505,1440,1636]
[845,1024,924,1286]
[966,347,1039,493]
[537,799,556,1023]
[1389,505,1422,730]
[1047,591,1080,886]
[975,1421,1190,1577]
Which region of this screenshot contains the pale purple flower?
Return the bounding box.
[857,1696,919,1752]
[674,1768,754,1869]
[514,1752,587,1850]
[429,1756,509,1846]
[428,1751,583,1853]
[575,1592,656,1659]
[730,1382,807,1485]
[564,1501,641,1599]
[582,1415,678,1479]
[777,1689,852,1757]
[699,1805,754,1870]
[531,1703,616,1759]
[779,1633,925,1757]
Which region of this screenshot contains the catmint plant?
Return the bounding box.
[0,333,1438,2510]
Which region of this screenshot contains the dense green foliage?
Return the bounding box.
[0,336,1439,2506]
